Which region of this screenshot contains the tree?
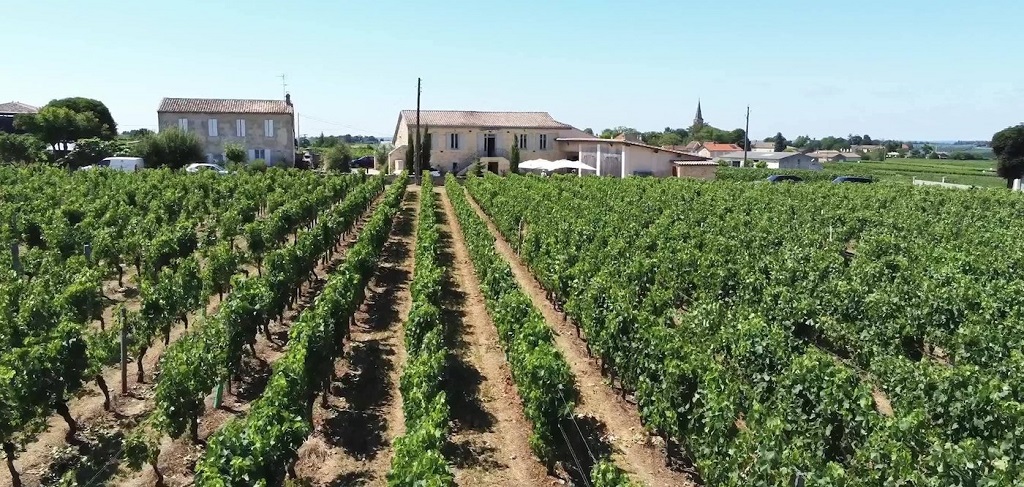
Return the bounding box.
[224,143,247,165]
[991,124,1024,186]
[15,106,102,153]
[136,128,204,169]
[792,135,810,148]
[66,137,133,169]
[0,133,47,164]
[583,128,594,135]
[862,134,874,145]
[773,132,786,152]
[660,132,685,146]
[321,143,353,172]
[419,125,432,170]
[121,128,153,139]
[848,134,864,146]
[48,97,117,138]
[374,144,389,170]
[509,138,521,174]
[404,141,415,173]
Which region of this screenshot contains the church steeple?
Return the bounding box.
[692,100,705,133]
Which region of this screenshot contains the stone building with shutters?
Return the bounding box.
[157,96,296,166]
[388,110,595,174]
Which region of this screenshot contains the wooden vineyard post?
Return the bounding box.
[120,307,128,394]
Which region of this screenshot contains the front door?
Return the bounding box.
[484,134,496,157]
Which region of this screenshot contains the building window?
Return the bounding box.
[236,119,246,137]
[264,119,274,137]
[449,133,460,150]
[208,119,218,137]
[539,134,548,150]
[178,118,188,131]
[518,134,528,149]
[253,148,266,160]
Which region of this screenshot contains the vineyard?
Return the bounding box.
[467,174,1024,486]
[1,166,1020,486]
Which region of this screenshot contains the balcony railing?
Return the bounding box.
[477,148,511,158]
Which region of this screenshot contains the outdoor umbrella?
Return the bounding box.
[549,159,597,171]
[519,159,552,170]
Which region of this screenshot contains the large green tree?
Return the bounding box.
[992,124,1024,187]
[321,143,353,172]
[47,97,117,139]
[136,128,204,169]
[0,133,47,164]
[773,132,787,152]
[15,106,102,153]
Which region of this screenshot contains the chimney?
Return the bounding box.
[285,93,292,106]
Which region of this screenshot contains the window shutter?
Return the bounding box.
[208,119,218,137]
[237,119,246,137]
[248,149,256,161]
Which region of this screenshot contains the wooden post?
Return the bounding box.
[10,242,20,275]
[120,307,128,394]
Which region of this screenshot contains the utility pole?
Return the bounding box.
[415,78,422,184]
[743,105,750,167]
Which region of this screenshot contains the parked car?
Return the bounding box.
[79,156,145,172]
[831,176,873,184]
[766,174,803,183]
[351,155,375,169]
[185,163,229,175]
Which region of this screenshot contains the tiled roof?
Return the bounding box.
[400,110,571,129]
[158,98,293,114]
[0,101,39,114]
[718,151,804,161]
[703,143,743,152]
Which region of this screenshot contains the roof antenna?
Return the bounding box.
[279,74,288,99]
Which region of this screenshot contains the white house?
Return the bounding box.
[556,137,710,177]
[717,151,821,170]
[389,110,592,174]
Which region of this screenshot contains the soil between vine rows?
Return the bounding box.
[437,186,555,487]
[293,187,417,486]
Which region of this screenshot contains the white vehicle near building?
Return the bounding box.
[185,163,229,175]
[79,157,146,172]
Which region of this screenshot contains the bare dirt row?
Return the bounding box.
[294,187,418,486]
[436,186,553,486]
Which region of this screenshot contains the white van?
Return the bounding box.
[81,157,145,172]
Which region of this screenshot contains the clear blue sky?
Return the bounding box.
[3,0,1022,141]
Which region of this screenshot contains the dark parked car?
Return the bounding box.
[351,155,375,168]
[831,176,873,184]
[766,174,803,183]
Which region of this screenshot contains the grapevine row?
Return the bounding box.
[153,175,386,442]
[445,175,585,475]
[0,171,354,486]
[466,174,1024,485]
[387,174,453,485]
[193,172,408,485]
